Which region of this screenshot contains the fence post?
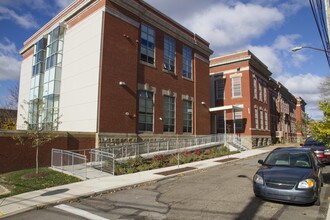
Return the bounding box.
[72,154,74,174]
[51,149,53,168]
[60,150,63,171]
[113,152,115,175]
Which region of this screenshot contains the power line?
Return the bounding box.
[309,0,330,68]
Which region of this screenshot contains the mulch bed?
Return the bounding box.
[155,167,196,176]
[215,157,239,163]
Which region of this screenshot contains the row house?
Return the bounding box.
[17,0,213,145]
[210,51,306,148]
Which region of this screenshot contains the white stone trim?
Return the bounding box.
[194,53,209,64]
[162,89,177,97]
[138,83,156,93]
[181,94,194,101]
[109,0,212,56]
[105,7,140,28]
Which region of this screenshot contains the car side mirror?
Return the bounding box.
[258,159,264,165]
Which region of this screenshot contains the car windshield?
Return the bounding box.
[264,151,312,168]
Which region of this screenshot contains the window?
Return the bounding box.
[253,78,257,99]
[260,108,264,130]
[232,76,241,98]
[215,78,225,100]
[182,45,192,79]
[254,106,259,129]
[163,96,175,132]
[32,38,46,76]
[45,26,64,70]
[216,114,225,132]
[264,110,268,130]
[259,81,263,101]
[140,24,155,65]
[263,87,267,103]
[29,26,64,131]
[183,100,192,132]
[138,90,154,131]
[164,35,176,72]
[234,110,243,129]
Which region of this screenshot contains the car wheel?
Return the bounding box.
[314,196,321,206]
[314,186,321,206]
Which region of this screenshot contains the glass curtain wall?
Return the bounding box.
[28,26,64,130]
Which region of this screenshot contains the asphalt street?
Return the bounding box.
[4,152,330,220]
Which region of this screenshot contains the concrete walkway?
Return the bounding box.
[0,145,307,219]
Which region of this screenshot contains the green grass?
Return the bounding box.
[0,167,81,199]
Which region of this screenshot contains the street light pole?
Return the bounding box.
[292,45,330,68]
[291,46,330,53]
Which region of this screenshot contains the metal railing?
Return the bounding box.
[90,149,115,175]
[101,134,226,159]
[51,134,236,178]
[51,149,87,179]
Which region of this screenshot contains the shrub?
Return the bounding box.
[126,155,144,168]
[137,164,150,172]
[193,149,203,156]
[168,155,178,165]
[150,160,163,169]
[180,155,192,164]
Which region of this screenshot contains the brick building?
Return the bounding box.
[210,51,306,148]
[17,0,213,145]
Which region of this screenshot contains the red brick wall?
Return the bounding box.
[0,131,95,174]
[194,56,211,135]
[98,5,211,136]
[98,12,139,133]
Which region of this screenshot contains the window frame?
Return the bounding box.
[138,90,154,132]
[231,76,242,98]
[163,95,175,132]
[259,108,264,130]
[182,45,193,79]
[254,106,259,129]
[183,99,193,133]
[140,24,155,65]
[163,35,176,73]
[234,110,243,129]
[215,77,225,100]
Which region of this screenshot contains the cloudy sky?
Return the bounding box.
[0,0,329,119]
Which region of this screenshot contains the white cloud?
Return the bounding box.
[0,39,21,81]
[249,45,283,74]
[275,73,325,119]
[183,2,284,53]
[56,0,75,10]
[0,6,38,29]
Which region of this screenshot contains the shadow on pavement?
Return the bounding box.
[41,188,69,196]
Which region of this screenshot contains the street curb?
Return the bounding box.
[0,148,273,219]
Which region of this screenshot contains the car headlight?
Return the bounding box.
[297,179,315,189]
[253,174,264,184]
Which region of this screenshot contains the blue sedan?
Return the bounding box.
[253,147,324,206]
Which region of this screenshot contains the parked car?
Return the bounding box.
[301,137,330,164]
[253,147,324,206]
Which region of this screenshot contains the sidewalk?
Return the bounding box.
[0,145,292,218]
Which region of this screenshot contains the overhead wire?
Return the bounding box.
[309,0,330,68]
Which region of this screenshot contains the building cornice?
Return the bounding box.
[20,0,99,55]
[210,56,251,67]
[109,0,213,57]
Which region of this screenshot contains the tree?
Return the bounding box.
[308,75,330,145]
[0,82,19,130]
[13,99,61,174]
